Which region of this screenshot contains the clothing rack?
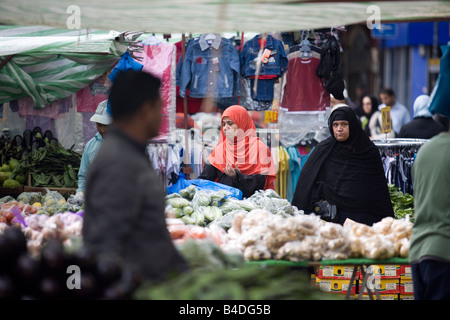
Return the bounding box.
[373,138,429,195]
[372,138,429,148]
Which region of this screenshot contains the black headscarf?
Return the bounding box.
[359,95,379,118]
[291,106,394,224]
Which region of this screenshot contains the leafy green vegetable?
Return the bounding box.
[133,263,335,300]
[388,184,415,222]
[14,140,81,188]
[166,197,190,208]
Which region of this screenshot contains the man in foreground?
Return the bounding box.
[83,70,189,282]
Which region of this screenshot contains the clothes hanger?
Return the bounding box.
[141,33,162,45]
[287,30,321,55]
[205,33,217,45]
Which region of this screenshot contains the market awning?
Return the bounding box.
[0,0,449,33]
[0,26,134,108]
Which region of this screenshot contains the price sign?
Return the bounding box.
[264,111,278,123]
[381,106,392,133]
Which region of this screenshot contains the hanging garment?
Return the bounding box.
[175,40,203,113]
[240,34,287,103]
[429,44,450,118]
[106,51,144,115]
[315,35,345,100]
[76,73,111,113]
[136,41,176,140]
[108,51,144,83]
[240,34,288,78]
[275,146,289,199]
[19,96,60,119]
[298,146,315,172]
[286,146,301,203]
[239,78,274,111]
[281,51,330,111]
[179,34,240,99]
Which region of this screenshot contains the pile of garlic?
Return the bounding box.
[223,209,352,262]
[222,209,413,262]
[21,212,83,256]
[346,216,412,260]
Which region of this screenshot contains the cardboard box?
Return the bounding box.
[400,279,414,294]
[316,265,356,279]
[316,277,356,294]
[359,264,400,279]
[400,265,412,279]
[357,294,399,300]
[359,278,400,294]
[311,274,316,287]
[399,294,414,300]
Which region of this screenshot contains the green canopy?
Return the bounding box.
[0,0,449,33]
[0,26,125,108]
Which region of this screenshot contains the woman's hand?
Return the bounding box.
[224,163,237,178]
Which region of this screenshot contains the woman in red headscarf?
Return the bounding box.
[198,105,276,198]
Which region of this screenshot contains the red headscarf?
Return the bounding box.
[208,105,276,190]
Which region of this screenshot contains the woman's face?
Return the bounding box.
[332,120,350,142]
[222,116,239,140]
[362,96,372,115]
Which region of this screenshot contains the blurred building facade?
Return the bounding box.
[343,21,450,115]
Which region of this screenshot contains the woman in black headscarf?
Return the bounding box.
[358,95,379,136]
[291,106,394,226]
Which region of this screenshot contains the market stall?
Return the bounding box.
[1,0,450,303]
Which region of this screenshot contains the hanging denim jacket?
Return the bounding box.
[240,34,288,78]
[179,34,240,98]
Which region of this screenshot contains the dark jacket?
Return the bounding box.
[198,163,266,199]
[83,126,189,282]
[398,117,446,139]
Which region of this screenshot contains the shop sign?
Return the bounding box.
[381,106,392,133]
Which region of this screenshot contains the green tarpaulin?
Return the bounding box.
[0,0,449,33]
[0,26,125,108]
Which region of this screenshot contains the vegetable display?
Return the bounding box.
[165,186,301,229]
[13,138,81,188]
[0,227,143,300]
[0,191,83,226]
[221,209,413,262]
[134,263,334,300]
[388,184,415,222]
[0,128,61,188]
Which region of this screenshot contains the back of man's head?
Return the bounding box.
[109,70,161,121]
[380,88,395,97]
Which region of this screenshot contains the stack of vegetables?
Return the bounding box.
[221,209,413,262]
[134,238,334,300]
[13,131,81,189]
[0,127,59,188]
[0,227,142,300]
[165,186,300,229]
[0,191,83,225]
[388,184,415,222]
[0,190,85,255]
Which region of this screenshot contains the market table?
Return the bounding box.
[246,257,410,300]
